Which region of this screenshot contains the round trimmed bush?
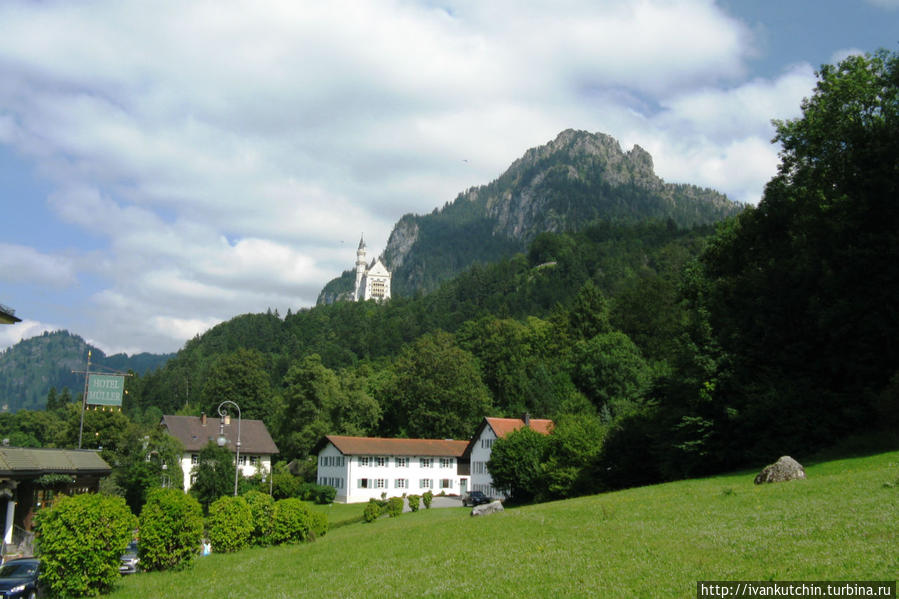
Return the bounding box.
[242,490,275,546]
[386,496,403,518]
[363,500,382,523]
[407,494,421,512]
[207,495,253,553]
[35,493,136,597]
[270,498,312,544]
[139,488,204,571]
[422,490,433,509]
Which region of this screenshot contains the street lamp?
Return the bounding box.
[216,400,241,496]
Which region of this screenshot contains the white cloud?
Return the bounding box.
[0,244,77,287]
[0,0,815,353]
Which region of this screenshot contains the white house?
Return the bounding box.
[353,236,391,302]
[161,414,279,492]
[463,415,554,498]
[316,435,469,503]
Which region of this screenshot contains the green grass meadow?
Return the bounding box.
[109,451,898,598]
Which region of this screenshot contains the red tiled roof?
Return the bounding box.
[486,417,554,438]
[325,435,468,457]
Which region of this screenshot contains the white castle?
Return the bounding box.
[353,235,391,302]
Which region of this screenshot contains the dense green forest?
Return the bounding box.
[2,50,895,511]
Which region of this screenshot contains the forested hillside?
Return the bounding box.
[0,331,173,412]
[318,129,742,302]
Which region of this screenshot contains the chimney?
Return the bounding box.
[201,412,207,426]
[522,412,530,427]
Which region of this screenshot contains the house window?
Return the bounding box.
[376,479,387,489]
[359,478,370,488]
[395,478,407,489]
[420,479,432,489]
[440,458,453,468]
[440,479,453,489]
[191,454,199,465]
[359,456,371,467]
[481,438,494,449]
[238,455,247,466]
[420,458,432,468]
[396,457,408,467]
[375,456,387,467]
[250,455,259,466]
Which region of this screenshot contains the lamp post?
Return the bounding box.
[216,400,241,496]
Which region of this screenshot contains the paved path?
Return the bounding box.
[403,495,463,512]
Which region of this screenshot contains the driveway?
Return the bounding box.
[403,495,463,512]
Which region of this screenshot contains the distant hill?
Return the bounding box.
[318,129,742,302]
[0,330,173,412]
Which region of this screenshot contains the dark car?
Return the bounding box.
[119,541,139,575]
[462,491,491,507]
[0,557,41,599]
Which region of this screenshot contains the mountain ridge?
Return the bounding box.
[319,129,742,302]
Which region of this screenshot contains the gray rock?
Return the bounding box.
[754,456,807,484]
[471,500,504,517]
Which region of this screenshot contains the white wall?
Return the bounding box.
[470,426,504,498]
[317,442,466,503]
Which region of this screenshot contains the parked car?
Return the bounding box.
[462,491,491,507]
[0,557,41,599]
[119,541,139,575]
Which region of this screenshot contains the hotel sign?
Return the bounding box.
[86,374,125,407]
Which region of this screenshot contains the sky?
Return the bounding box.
[0,0,896,356]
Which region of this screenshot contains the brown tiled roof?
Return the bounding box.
[161,415,279,454]
[325,435,468,458]
[486,417,554,438]
[0,447,111,477]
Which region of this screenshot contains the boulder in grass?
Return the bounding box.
[471,500,504,516]
[754,456,807,484]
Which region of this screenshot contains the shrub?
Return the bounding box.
[207,496,253,553]
[363,500,382,523]
[312,484,337,504]
[271,465,301,499]
[35,493,136,597]
[242,490,275,546]
[422,490,433,509]
[407,494,420,512]
[386,496,404,518]
[139,488,204,571]
[270,498,312,544]
[309,510,329,539]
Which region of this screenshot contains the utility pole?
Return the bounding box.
[77,350,91,449]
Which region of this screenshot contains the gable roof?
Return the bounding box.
[161,414,279,454]
[0,447,110,477]
[486,417,554,438]
[323,435,468,458]
[462,416,554,459]
[366,259,390,278]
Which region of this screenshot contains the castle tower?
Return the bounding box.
[354,235,367,301]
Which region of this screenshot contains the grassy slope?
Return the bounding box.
[110,452,898,598]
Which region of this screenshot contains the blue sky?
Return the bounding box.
[1,0,897,355]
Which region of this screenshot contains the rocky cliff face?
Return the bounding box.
[318,129,742,302]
